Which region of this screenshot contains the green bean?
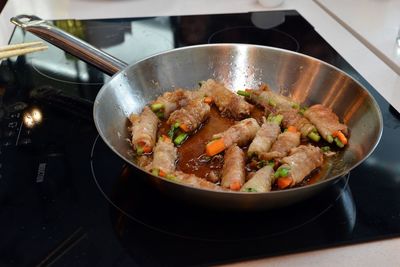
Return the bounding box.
[267,114,283,125]
[308,131,321,142]
[151,103,164,112]
[237,90,251,97]
[174,133,188,145]
[334,137,344,148]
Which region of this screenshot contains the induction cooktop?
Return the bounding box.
[1,10,399,267]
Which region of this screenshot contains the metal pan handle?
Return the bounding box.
[11,14,128,75]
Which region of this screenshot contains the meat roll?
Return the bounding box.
[199,79,253,119]
[129,106,159,154]
[241,165,275,192]
[247,84,299,111]
[247,118,281,157]
[304,104,348,145]
[259,130,301,160]
[279,108,318,139]
[206,118,260,156]
[167,98,211,133]
[221,145,246,190]
[275,145,323,188]
[151,136,177,176]
[151,88,198,119]
[171,171,225,191]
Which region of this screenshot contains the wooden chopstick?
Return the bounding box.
[0,41,48,60]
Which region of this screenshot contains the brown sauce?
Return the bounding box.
[159,106,235,178]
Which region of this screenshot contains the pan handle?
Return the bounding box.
[10,14,128,76]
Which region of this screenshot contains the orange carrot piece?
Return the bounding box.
[205,138,226,156]
[287,126,298,133]
[230,181,242,191]
[142,145,152,153]
[277,177,293,189]
[161,134,172,143]
[204,96,213,104]
[179,123,190,132]
[158,169,167,177]
[332,130,348,145]
[137,140,146,147]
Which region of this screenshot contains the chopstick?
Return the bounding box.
[0,41,48,60]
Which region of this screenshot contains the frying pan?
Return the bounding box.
[11,15,383,210]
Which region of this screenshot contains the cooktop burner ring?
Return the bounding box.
[208,26,300,52]
[90,134,354,242]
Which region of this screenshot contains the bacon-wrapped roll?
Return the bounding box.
[221,145,246,190]
[274,145,323,189]
[150,88,197,119]
[239,85,321,142]
[136,155,152,171]
[242,84,299,111]
[259,129,301,160]
[247,117,281,157]
[206,118,260,156]
[167,98,210,133]
[151,136,177,177]
[279,108,319,141]
[170,171,225,191]
[304,104,348,147]
[200,79,253,119]
[241,165,275,192]
[129,106,159,154]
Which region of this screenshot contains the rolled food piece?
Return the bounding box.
[275,144,324,188]
[247,115,282,157]
[170,171,225,191]
[150,88,199,119]
[259,129,301,160]
[151,135,177,177]
[241,165,275,192]
[206,118,260,156]
[129,106,159,155]
[239,85,321,142]
[167,98,211,133]
[221,145,246,191]
[199,79,253,119]
[244,84,299,111]
[279,108,319,140]
[303,104,348,146]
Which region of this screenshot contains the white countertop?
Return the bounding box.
[1,0,400,266]
[316,0,400,76]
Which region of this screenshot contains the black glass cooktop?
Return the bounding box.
[1,10,400,267]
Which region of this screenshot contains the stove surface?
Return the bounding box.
[1,10,400,267]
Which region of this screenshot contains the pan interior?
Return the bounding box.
[93,44,382,189]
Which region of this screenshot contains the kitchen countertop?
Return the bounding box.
[316,0,400,76]
[1,0,399,266]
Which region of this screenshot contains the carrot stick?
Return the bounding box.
[158,169,167,177]
[230,181,242,191]
[179,123,190,132]
[204,96,213,104]
[287,126,298,133]
[142,145,152,153]
[277,177,293,189]
[332,130,348,145]
[205,138,225,156]
[161,134,172,143]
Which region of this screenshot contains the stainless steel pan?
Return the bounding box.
[11,15,383,210]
